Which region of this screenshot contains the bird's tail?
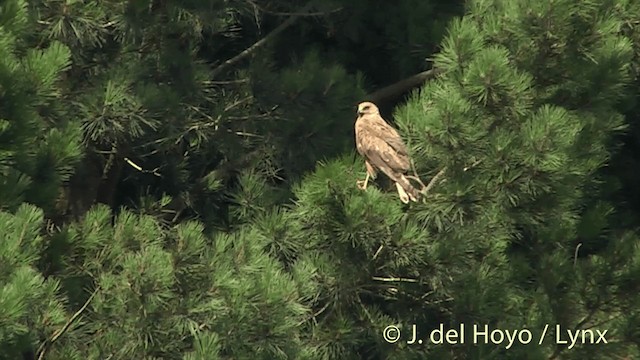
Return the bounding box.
[395,175,421,204]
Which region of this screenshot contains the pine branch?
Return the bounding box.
[356,294,375,324]
[549,297,607,360]
[421,167,447,196]
[413,159,481,200]
[406,159,427,190]
[211,2,314,78]
[372,244,384,260]
[37,288,99,360]
[365,68,443,104]
[296,299,332,327]
[463,159,482,172]
[372,276,418,283]
[245,0,342,17]
[574,243,582,267]
[124,157,162,177]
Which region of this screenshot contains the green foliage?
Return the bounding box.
[389,0,640,357]
[9,205,311,359]
[249,49,367,180]
[1,0,640,359]
[0,0,82,213]
[0,204,68,360]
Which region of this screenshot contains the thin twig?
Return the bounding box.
[549,301,601,360]
[211,2,314,78]
[37,288,99,360]
[372,244,384,260]
[422,167,447,195]
[246,0,342,17]
[463,159,482,172]
[101,144,117,180]
[410,159,420,179]
[372,276,418,283]
[406,175,427,190]
[224,97,252,112]
[226,113,273,121]
[357,294,375,324]
[124,157,162,177]
[234,131,262,137]
[297,300,331,326]
[184,103,221,123]
[407,159,427,189]
[203,79,249,85]
[100,20,118,28]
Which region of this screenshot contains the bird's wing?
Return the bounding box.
[355,113,421,202]
[357,114,411,173]
[368,115,410,157]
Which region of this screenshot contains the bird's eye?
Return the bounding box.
[363,106,370,110]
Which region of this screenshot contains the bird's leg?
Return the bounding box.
[406,175,427,190]
[395,183,410,204]
[356,173,370,190]
[408,160,427,190]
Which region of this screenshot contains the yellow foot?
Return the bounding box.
[356,179,367,190]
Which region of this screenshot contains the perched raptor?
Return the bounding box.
[354,101,422,203]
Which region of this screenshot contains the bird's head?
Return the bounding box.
[357,101,379,117]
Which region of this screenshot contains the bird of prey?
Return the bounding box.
[354,101,423,203]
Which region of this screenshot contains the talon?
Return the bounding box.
[357,173,371,190]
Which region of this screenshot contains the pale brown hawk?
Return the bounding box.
[354,101,421,203]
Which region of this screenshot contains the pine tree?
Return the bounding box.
[22,0,372,231]
[0,4,83,356]
[3,0,640,358]
[0,200,317,359]
[254,0,640,358]
[0,0,82,214]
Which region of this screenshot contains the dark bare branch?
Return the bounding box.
[211,2,314,78]
[366,68,443,104]
[246,0,342,17]
[37,288,99,360]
